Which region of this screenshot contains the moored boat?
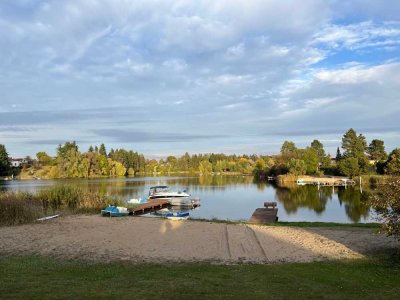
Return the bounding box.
[101,205,129,217]
[147,185,200,207]
[165,211,190,220]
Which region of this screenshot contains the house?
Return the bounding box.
[10,158,30,168]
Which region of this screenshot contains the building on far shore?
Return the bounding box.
[10,157,32,168]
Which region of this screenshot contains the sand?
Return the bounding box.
[0,215,398,264]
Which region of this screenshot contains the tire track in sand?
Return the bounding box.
[247,226,269,262]
[224,224,232,259]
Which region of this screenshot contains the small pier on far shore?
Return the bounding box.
[249,202,278,224]
[296,176,356,186]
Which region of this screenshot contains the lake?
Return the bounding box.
[0,175,374,223]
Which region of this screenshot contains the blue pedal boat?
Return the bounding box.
[101,205,129,217]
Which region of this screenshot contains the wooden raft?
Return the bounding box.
[128,199,170,216]
[249,202,278,224]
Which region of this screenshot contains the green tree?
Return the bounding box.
[367,139,387,161]
[99,144,107,156]
[342,128,367,159]
[341,128,368,173]
[310,140,325,159]
[286,158,306,176]
[384,148,400,175]
[336,147,342,161]
[338,157,360,177]
[88,145,94,152]
[298,148,319,175]
[57,141,78,158]
[57,147,88,178]
[369,178,400,240]
[280,141,297,155]
[36,152,52,166]
[0,144,10,176]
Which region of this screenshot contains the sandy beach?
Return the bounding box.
[1,215,398,264]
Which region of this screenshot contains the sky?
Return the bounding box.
[1,0,400,158]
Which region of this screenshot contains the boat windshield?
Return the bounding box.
[149,186,170,195]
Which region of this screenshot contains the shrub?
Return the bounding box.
[369,177,400,240]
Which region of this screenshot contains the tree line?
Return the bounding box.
[0,128,399,178]
[252,128,399,178]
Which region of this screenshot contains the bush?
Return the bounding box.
[369,177,400,240]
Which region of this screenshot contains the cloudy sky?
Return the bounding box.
[1,0,399,158]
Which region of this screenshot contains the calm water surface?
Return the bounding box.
[0,176,374,223]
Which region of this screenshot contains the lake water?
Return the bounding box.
[0,175,374,223]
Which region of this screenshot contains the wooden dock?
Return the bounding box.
[128,199,170,216]
[296,176,355,186]
[249,202,278,224]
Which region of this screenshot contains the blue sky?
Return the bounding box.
[1,0,400,158]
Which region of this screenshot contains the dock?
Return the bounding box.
[249,202,278,224]
[128,199,170,216]
[296,176,355,186]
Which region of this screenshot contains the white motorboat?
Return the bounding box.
[147,185,200,207]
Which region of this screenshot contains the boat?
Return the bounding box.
[296,179,307,185]
[165,211,190,220]
[101,205,129,217]
[147,185,200,207]
[127,197,145,204]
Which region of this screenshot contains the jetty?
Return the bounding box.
[128,199,170,216]
[296,176,355,186]
[249,202,278,224]
[128,199,200,216]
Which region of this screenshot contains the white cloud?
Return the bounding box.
[314,63,400,84]
[313,21,400,51]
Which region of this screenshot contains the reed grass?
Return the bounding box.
[0,192,43,226]
[0,185,123,226]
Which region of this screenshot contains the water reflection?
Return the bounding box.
[275,185,328,215]
[337,187,370,223]
[274,184,370,222]
[0,176,373,223]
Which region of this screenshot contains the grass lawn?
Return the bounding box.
[1,255,399,299]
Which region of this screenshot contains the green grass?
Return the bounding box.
[1,255,399,299]
[271,221,381,228]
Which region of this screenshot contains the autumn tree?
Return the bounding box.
[199,160,213,175]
